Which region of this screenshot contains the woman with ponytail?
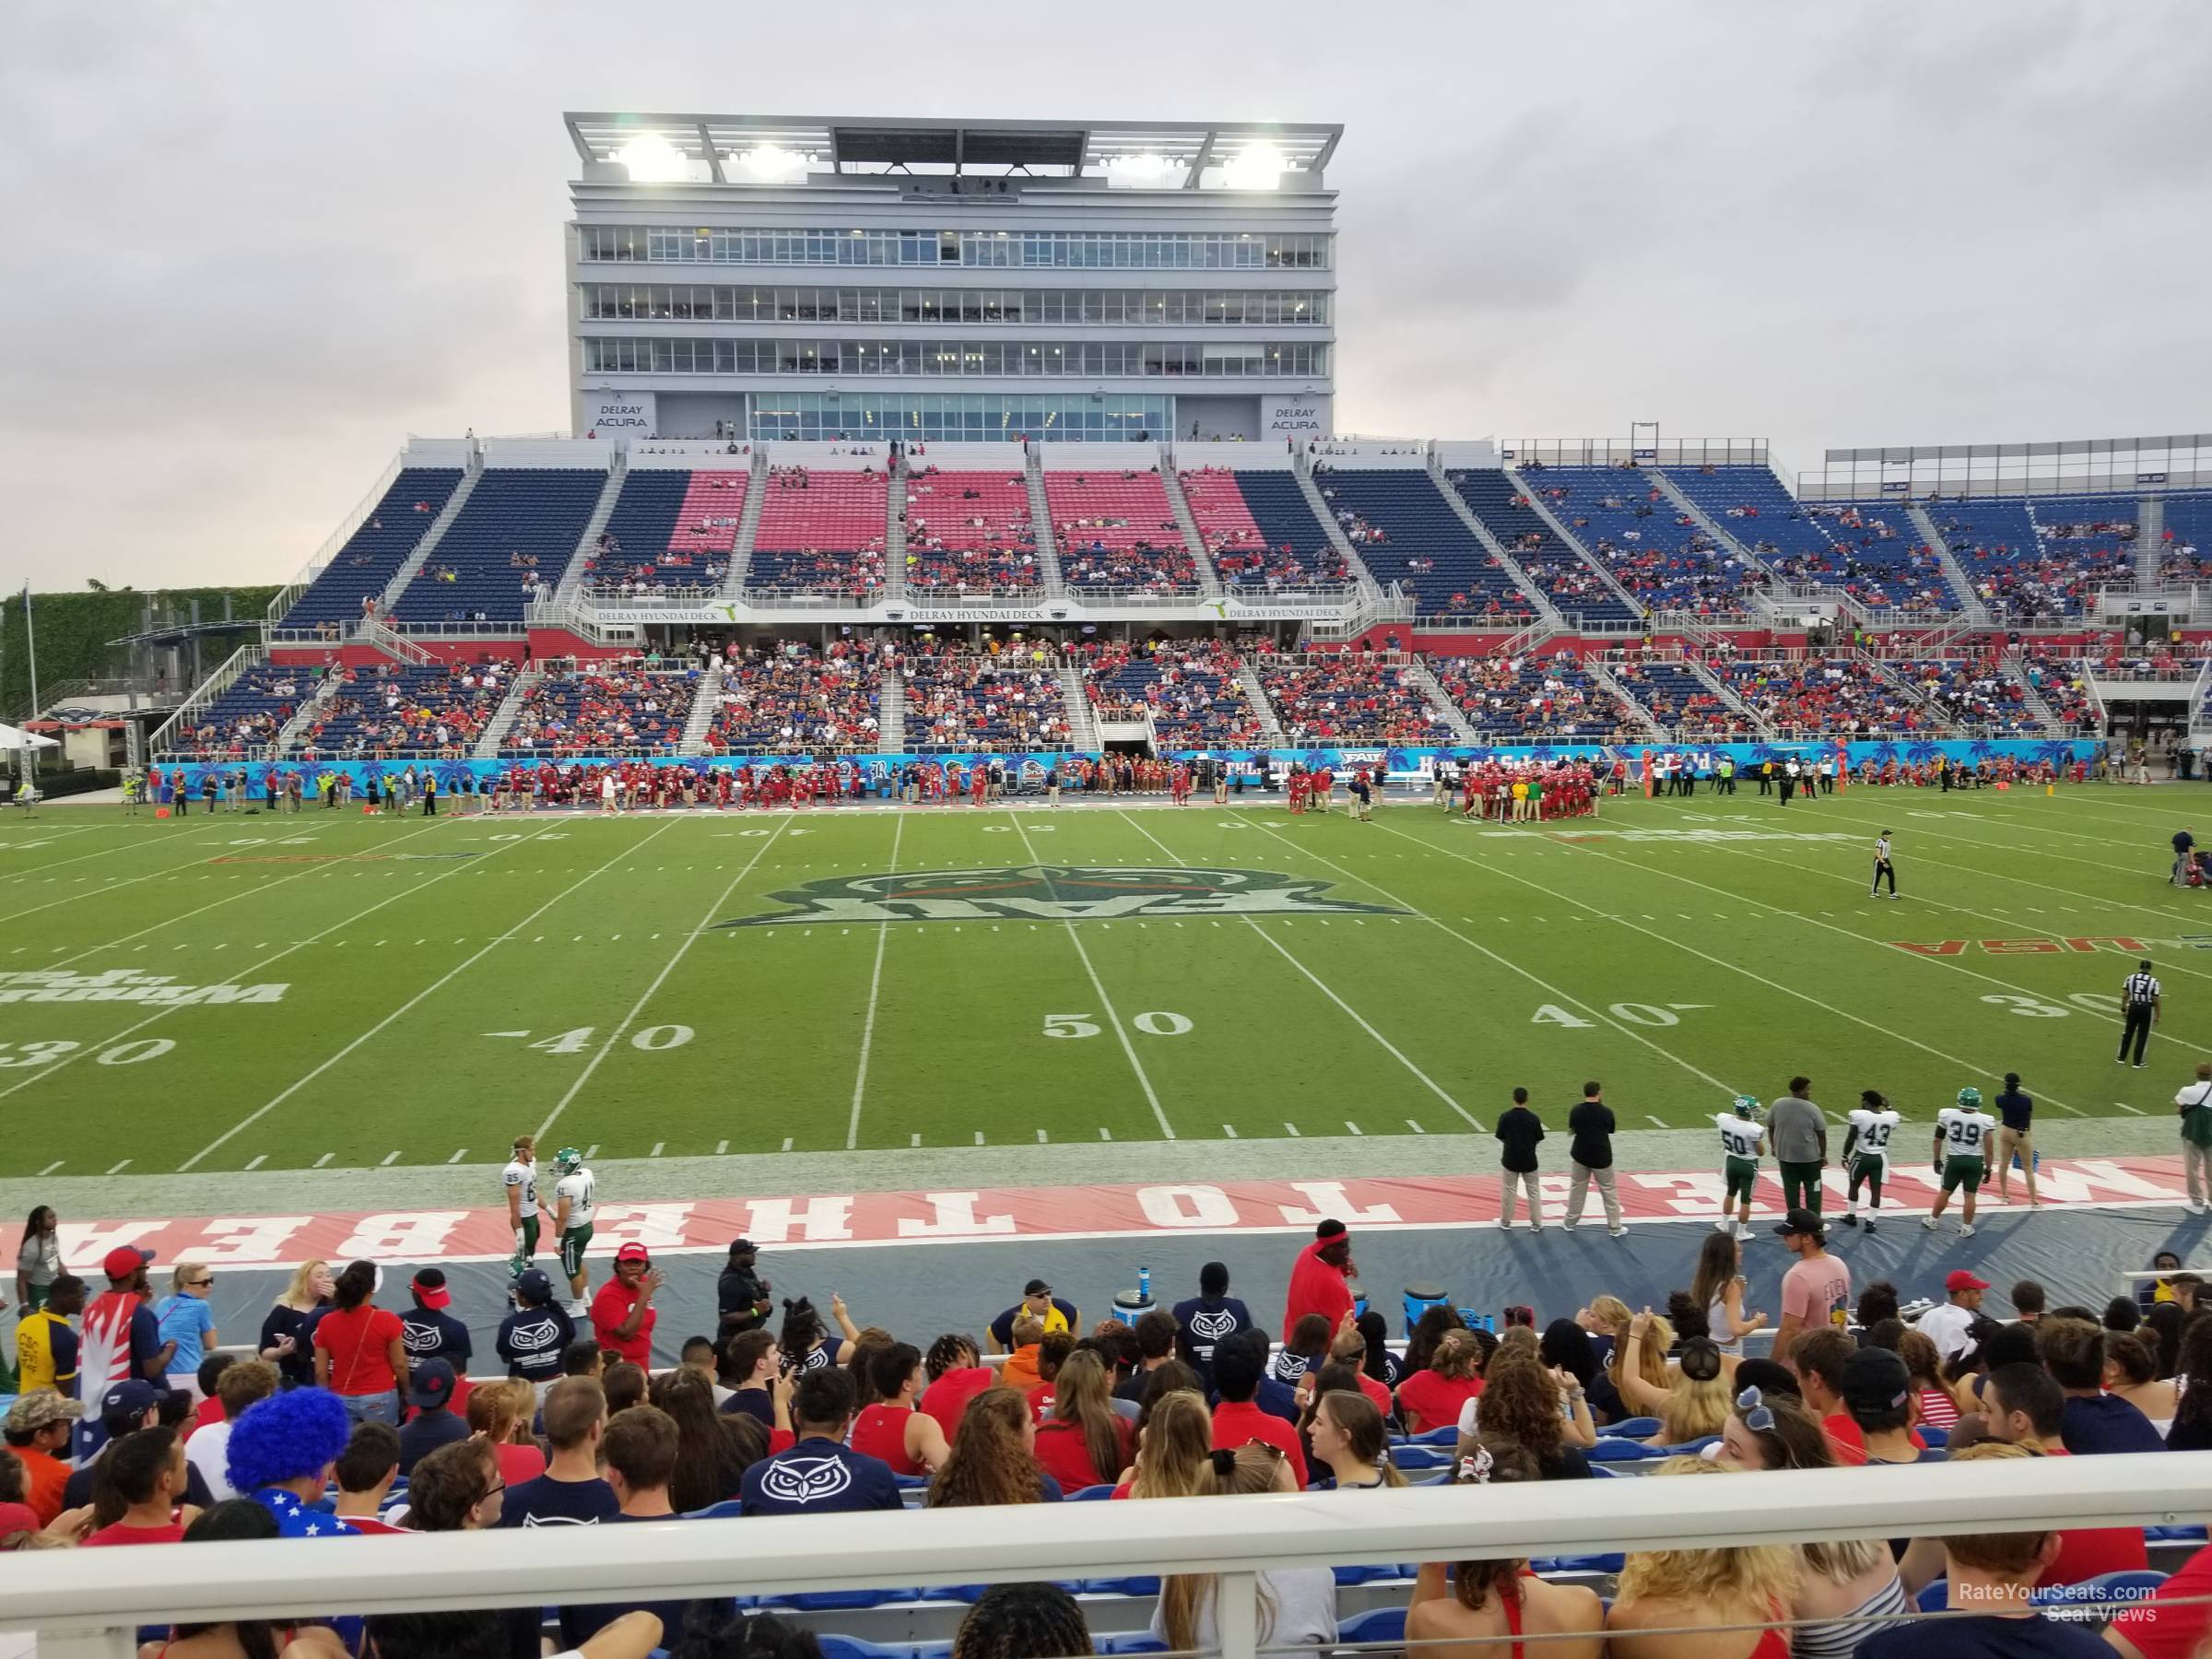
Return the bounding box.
[1147,1443,1337,1652]
[1306,1388,1406,1489]
[1406,1441,1604,1659]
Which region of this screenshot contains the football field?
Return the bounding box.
[0,783,2206,1178]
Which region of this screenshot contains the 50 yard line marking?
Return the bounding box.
[173,822,652,1170]
[845,814,905,1149]
[535,818,795,1145]
[1118,810,1482,1131]
[1006,809,1174,1141]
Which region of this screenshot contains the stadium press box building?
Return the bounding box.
[562,112,1342,447]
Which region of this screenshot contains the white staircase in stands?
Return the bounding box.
[720,451,768,599]
[1640,468,1783,586]
[556,452,627,601]
[1403,658,1477,742]
[1588,660,1666,742]
[1904,503,1994,623]
[1687,658,1771,736]
[1024,455,1066,598]
[273,670,347,754]
[376,459,480,614]
[1158,459,1224,597]
[2135,494,2164,585]
[877,676,906,753]
[2000,650,2067,737]
[1059,666,1100,749]
[1503,467,1649,619]
[677,664,725,756]
[357,615,433,665]
[886,466,911,603]
[1235,663,1286,741]
[474,667,544,759]
[1433,459,1566,629]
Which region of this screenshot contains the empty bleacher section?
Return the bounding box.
[392,469,604,626]
[166,664,324,758]
[1045,470,1197,594]
[904,654,1073,750]
[1312,470,1537,622]
[1077,641,1260,745]
[904,470,1042,594]
[1720,656,1929,735]
[581,470,743,596]
[1254,656,1451,744]
[1662,465,1838,573]
[1535,467,1757,617]
[276,468,464,631]
[746,467,888,598]
[1430,653,1633,741]
[1610,661,1752,735]
[296,661,517,757]
[1892,659,2040,733]
[1799,500,1957,610]
[500,662,699,755]
[1444,470,1626,624]
[1179,470,1350,590]
[2158,492,2212,581]
[705,642,883,753]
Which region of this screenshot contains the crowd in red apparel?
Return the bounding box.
[904,656,1073,750]
[1431,654,1634,740]
[1721,658,1926,735]
[905,471,1044,594]
[503,663,697,755]
[1607,662,1752,735]
[707,643,883,754]
[1256,658,1452,745]
[1179,469,1350,591]
[298,662,516,758]
[1077,640,1261,745]
[1047,470,1198,593]
[1447,759,1603,819]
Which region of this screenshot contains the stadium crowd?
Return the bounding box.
[6,1193,2211,1659]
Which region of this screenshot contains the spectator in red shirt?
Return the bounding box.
[919,1334,994,1444]
[80,1424,191,1546]
[590,1244,663,1370]
[1209,1334,1308,1488]
[313,1262,408,1428]
[1032,1350,1131,1493]
[1281,1219,1356,1338]
[2107,1540,2212,1659]
[1396,1329,1487,1435]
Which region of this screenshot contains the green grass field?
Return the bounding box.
[0,785,2205,1177]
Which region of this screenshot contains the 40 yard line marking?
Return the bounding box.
[844,814,905,1149]
[175,823,653,1170]
[535,818,796,1145]
[1119,810,1483,1132]
[1007,809,1174,1141]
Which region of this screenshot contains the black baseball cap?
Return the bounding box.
[514,1268,554,1303]
[1772,1206,1826,1238]
[1023,1278,1053,1298]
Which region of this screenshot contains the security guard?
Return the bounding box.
[2119,959,2162,1069]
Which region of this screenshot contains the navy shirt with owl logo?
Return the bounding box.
[740,1437,903,1515]
[1171,1294,1253,1382]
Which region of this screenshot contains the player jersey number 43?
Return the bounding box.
[1937,1107,1994,1158]
[1849,1108,1900,1162]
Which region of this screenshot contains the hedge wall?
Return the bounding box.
[0,587,278,720]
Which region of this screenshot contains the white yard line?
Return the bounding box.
[1378,819,2095,1115]
[534,818,794,1145]
[173,823,659,1170]
[1240,814,1741,1099]
[1006,809,1175,1141]
[0,825,198,889]
[1118,809,1483,1132]
[844,814,905,1150]
[2,825,556,1111]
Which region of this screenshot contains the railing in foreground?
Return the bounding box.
[9,1451,2205,1659]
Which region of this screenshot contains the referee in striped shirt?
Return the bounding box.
[2118,959,2162,1069]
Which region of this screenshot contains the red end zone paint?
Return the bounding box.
[5,1157,2193,1268]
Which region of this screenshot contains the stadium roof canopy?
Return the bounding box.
[563,113,1342,186]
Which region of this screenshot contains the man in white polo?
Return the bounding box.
[1914,1268,1988,1362]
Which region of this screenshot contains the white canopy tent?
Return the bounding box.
[0,721,59,804]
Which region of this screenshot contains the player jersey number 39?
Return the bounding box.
[1938,1108,1993,1156]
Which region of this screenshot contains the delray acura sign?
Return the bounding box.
[1262,394,1333,438]
[582,391,656,439]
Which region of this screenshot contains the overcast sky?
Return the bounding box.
[6,0,2209,593]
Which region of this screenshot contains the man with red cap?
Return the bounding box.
[76,1246,171,1419]
[1915,1269,1989,1363]
[402,1267,475,1413]
[1282,1220,1356,1337]
[590,1242,665,1369]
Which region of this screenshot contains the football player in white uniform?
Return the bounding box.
[502,1135,539,1277]
[1840,1089,1900,1231]
[1924,1088,1996,1238]
[1713,1097,1765,1242]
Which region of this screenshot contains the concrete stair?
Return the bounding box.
[886,468,910,602]
[1999,650,2066,737]
[1404,658,1477,741]
[274,670,347,754]
[556,453,627,599]
[379,463,481,614]
[1159,462,1224,596]
[877,676,906,752]
[1906,503,1994,621]
[473,667,544,759]
[722,451,768,599]
[1588,660,1666,741]
[1059,666,1100,748]
[678,664,725,756]
[1025,456,1066,597]
[1236,663,1287,741]
[2136,495,2164,585]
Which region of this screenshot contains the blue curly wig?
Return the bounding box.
[227,1387,353,1491]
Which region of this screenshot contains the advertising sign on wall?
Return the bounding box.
[1261,394,1333,439]
[582,391,657,440]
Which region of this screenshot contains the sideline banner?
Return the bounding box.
[2,1154,2187,1267]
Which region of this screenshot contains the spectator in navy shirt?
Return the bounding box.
[1171,1261,1252,1385]
[2041,1318,2167,1453]
[400,1269,473,1376]
[497,1270,576,1394]
[741,1369,902,1515]
[720,1328,779,1428]
[395,1359,468,1475]
[500,1377,619,1528]
[566,1406,733,1650]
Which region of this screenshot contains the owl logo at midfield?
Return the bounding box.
[718,866,1405,927]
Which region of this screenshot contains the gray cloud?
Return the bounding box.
[4,0,2207,590]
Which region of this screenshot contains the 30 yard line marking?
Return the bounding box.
[170,823,650,1169]
[845,814,905,1149]
[1008,810,1174,1140]
[1121,811,1483,1131]
[534,818,793,1146]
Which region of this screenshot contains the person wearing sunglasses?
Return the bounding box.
[156,1264,220,1401]
[1717,1384,1830,1473]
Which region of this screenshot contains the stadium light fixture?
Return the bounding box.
[616,136,690,182]
[1222,143,1287,190]
[734,145,809,182]
[1104,153,1174,182]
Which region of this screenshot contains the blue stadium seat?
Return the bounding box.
[764,1590,919,1613]
[1450,469,1635,625]
[1916,1580,1949,1613]
[1337,1608,1408,1645]
[1585,1438,1662,1463]
[683,1500,746,1520]
[1082,1577,1162,1597]
[1535,467,1756,616]
[279,468,465,630]
[1094,1638,1169,1657]
[1916,1425,1948,1449]
[1604,1418,1661,1440]
[1068,1483,1119,1500]
[816,1639,914,1659]
[393,467,606,626]
[1317,469,1539,624]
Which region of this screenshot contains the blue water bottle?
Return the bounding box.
[1138,1265,1151,1303]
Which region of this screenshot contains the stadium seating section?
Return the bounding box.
[1536,467,1757,617]
[582,470,744,597]
[707,644,883,753]
[1254,657,1450,744]
[1891,658,2040,733]
[905,471,1042,594]
[1045,471,1198,594]
[1719,656,1930,735]
[169,665,325,757]
[1180,470,1350,590]
[393,469,606,626]
[297,662,516,756]
[1078,641,1261,745]
[2020,653,2095,730]
[1610,661,1750,735]
[1929,497,2124,621]
[904,657,1073,750]
[502,664,698,755]
[277,468,464,631]
[1308,469,1538,623]
[1444,470,1629,624]
[2158,492,2212,582]
[1431,653,1633,740]
[747,468,889,598]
